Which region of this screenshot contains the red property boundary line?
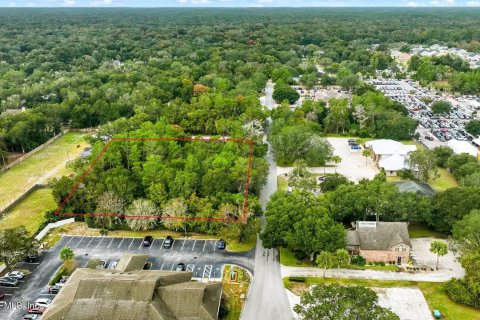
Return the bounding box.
[55,137,254,223]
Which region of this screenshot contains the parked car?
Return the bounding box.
[48,285,62,294]
[25,252,39,263]
[175,263,186,272]
[351,144,361,150]
[143,262,152,270]
[0,277,18,287]
[34,298,52,308]
[107,261,118,270]
[424,135,434,141]
[96,260,106,269]
[57,276,69,284]
[142,235,153,247]
[317,176,326,183]
[163,236,173,249]
[27,306,46,314]
[348,139,356,145]
[217,239,226,250]
[0,291,4,300]
[22,314,40,320]
[5,271,24,279]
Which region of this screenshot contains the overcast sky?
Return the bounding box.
[1,0,480,8]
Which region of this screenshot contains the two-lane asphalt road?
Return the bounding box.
[241,81,294,320]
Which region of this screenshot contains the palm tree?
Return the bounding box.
[59,246,74,262]
[334,249,350,278]
[331,156,342,173]
[430,241,448,270]
[362,148,372,166]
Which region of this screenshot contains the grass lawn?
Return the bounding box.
[226,234,256,252]
[408,223,447,239]
[0,132,87,209]
[429,168,459,191]
[345,264,399,271]
[283,277,480,320]
[279,247,313,267]
[221,266,251,320]
[0,188,56,234]
[386,167,458,192]
[277,175,289,192]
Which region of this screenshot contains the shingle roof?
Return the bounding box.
[392,180,436,197]
[43,255,222,320]
[347,221,411,250]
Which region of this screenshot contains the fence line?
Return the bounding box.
[0,129,69,175]
[0,184,46,215]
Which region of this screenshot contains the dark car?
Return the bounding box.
[48,285,62,294]
[217,239,226,250]
[0,291,4,300]
[143,262,152,270]
[22,315,39,320]
[0,277,18,287]
[163,236,173,249]
[142,236,153,247]
[175,263,186,272]
[317,176,326,183]
[425,136,434,141]
[348,139,356,145]
[27,306,46,314]
[25,252,39,263]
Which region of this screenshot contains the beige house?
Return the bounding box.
[347,221,411,265]
[365,139,417,176]
[43,254,222,320]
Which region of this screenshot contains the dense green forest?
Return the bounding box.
[1,8,480,156]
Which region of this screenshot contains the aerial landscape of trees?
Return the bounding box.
[0,9,479,317]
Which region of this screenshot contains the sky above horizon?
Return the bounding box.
[1,0,480,7]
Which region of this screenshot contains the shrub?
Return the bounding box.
[444,278,480,309]
[350,255,366,266]
[289,277,306,283]
[49,265,66,285]
[294,250,308,261]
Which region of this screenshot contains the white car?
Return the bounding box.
[107,261,118,270]
[5,271,24,279]
[34,298,52,308]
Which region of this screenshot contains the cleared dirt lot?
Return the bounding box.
[374,287,433,320]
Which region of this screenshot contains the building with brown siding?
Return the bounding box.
[347,221,411,265]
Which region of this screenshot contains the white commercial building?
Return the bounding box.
[447,140,479,158]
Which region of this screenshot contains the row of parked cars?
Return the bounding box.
[141,235,226,250]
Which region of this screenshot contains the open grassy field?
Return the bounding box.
[0,132,87,210]
[283,277,480,320]
[0,188,56,234]
[429,168,459,191]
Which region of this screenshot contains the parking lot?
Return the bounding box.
[368,78,480,147]
[0,235,255,319]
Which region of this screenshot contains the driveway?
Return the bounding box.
[0,235,254,319]
[410,238,464,277]
[277,138,378,183]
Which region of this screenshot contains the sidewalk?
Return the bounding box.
[281,265,464,282]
